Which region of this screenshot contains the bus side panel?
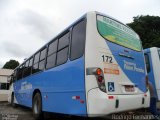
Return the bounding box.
[150,48,160,100]
[41,57,86,115]
[14,79,33,107]
[145,51,157,99]
[14,57,87,115]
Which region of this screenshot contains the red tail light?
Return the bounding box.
[144,93,147,97]
[108,96,114,99]
[95,68,106,92]
[96,68,102,75]
[98,76,103,82]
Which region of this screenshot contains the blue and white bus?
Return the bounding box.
[11,12,150,119]
[144,47,160,100]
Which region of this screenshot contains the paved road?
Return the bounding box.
[0,102,34,120]
[0,102,153,120]
[0,102,109,120]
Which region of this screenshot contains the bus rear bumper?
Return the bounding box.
[87,88,150,117]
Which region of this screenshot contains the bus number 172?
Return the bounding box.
[102,55,113,63]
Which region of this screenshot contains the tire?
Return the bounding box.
[11,93,16,107]
[32,92,43,120]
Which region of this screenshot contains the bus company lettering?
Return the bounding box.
[21,82,32,90]
[124,60,144,73]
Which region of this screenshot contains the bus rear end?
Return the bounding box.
[85,12,150,116]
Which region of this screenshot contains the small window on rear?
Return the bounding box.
[144,54,150,73]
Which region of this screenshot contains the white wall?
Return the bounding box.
[0,69,13,101]
[0,76,8,83]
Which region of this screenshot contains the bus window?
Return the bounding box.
[145,54,150,73]
[97,15,142,51]
[46,53,56,69]
[33,52,40,74]
[56,32,70,65]
[70,20,86,60]
[25,60,29,67]
[23,57,34,77]
[23,60,30,78]
[39,47,47,71]
[58,32,70,50]
[46,40,58,69]
[40,48,47,61]
[57,47,68,65]
[48,40,58,56]
[29,57,33,74]
[33,63,39,74]
[34,52,40,64]
[17,65,24,80]
[13,70,17,82]
[39,60,45,71]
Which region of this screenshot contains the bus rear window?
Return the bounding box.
[97,15,142,51]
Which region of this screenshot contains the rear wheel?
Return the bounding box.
[32,92,43,120]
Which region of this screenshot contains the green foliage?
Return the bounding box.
[127,15,160,48]
[3,60,19,69]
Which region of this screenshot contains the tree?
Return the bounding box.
[3,60,19,69]
[127,15,160,48]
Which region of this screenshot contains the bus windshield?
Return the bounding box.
[97,15,142,51]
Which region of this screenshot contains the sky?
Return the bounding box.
[0,0,160,68]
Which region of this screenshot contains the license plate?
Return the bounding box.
[125,85,135,92]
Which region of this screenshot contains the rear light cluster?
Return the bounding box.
[95,68,106,92]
